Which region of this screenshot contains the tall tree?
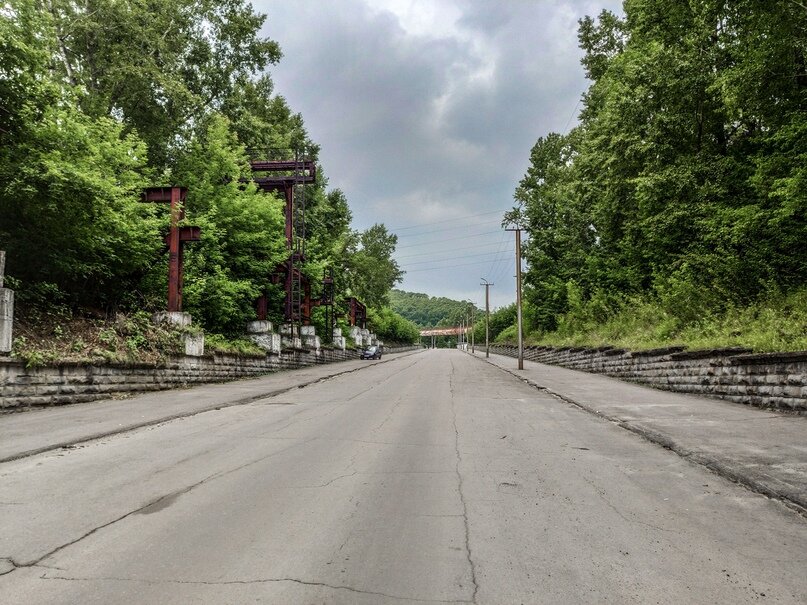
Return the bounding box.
[516,0,807,332]
[42,0,281,168]
[346,225,403,308]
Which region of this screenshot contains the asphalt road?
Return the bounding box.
[1,350,806,604]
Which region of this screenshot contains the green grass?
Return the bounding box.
[204,333,266,356]
[500,289,807,353]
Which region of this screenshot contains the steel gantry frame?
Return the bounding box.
[141,187,201,313]
[249,153,316,326]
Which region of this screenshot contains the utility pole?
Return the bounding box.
[470,306,475,353]
[480,279,493,358]
[505,227,524,370]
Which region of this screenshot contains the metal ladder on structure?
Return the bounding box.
[289,150,307,332]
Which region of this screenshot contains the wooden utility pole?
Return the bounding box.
[470,306,475,353]
[481,279,493,358]
[506,227,524,370]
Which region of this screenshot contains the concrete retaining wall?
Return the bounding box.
[0,344,421,412]
[483,345,807,412]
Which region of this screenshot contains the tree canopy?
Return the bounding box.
[514,1,807,340]
[1,0,403,337]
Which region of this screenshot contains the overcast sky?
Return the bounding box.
[258,0,623,309]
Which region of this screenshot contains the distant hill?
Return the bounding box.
[389,290,480,328]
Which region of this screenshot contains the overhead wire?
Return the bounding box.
[405,258,514,273]
[399,249,514,268]
[395,229,504,249]
[395,239,509,260]
[482,231,511,281]
[389,207,510,231]
[394,220,508,239]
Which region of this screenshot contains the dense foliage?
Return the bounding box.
[0,0,402,337]
[366,307,420,344]
[511,0,807,350]
[390,290,479,328]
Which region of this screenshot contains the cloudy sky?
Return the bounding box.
[258,0,623,309]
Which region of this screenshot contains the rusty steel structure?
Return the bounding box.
[346,297,367,329]
[419,327,468,337]
[318,269,336,338]
[249,155,316,324]
[141,187,201,312]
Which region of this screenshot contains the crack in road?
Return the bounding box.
[5,436,317,570]
[0,351,424,465]
[579,474,677,533]
[448,358,479,604]
[37,574,473,604]
[291,471,359,489]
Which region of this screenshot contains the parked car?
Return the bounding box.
[361,345,382,359]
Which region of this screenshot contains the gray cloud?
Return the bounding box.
[258,0,623,308]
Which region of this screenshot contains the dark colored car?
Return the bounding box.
[361,345,382,359]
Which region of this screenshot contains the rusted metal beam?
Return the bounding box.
[141,187,188,204]
[419,327,467,337]
[252,176,315,191]
[167,187,182,312]
[141,186,199,313]
[250,159,316,179]
[346,297,367,329]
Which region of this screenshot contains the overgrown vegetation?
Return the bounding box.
[1,0,408,357]
[366,307,420,344]
[11,310,185,367]
[503,1,807,353]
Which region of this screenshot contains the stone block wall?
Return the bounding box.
[0,345,420,412]
[483,345,807,412]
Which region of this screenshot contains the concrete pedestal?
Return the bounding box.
[252,333,281,354]
[0,288,13,354]
[183,333,205,356]
[246,320,280,354]
[280,324,299,337]
[246,320,273,334]
[332,328,345,350]
[152,311,192,328]
[279,324,302,349]
[303,335,321,350]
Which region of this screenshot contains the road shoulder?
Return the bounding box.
[0,350,423,463]
[471,350,807,515]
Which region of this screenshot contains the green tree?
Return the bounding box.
[162,114,287,334]
[516,0,807,341]
[367,307,420,343]
[41,0,281,168]
[346,224,403,308]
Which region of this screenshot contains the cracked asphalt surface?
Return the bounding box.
[1,349,807,603]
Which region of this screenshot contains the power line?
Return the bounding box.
[395,220,507,239]
[389,208,510,231]
[395,229,504,249]
[395,240,512,260]
[400,249,513,268]
[405,258,511,273]
[485,232,511,280]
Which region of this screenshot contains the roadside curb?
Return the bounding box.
[0,349,424,464]
[471,352,807,518]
